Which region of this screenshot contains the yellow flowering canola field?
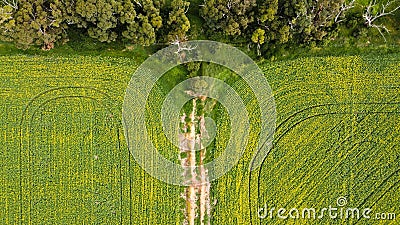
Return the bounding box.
[0,54,399,224]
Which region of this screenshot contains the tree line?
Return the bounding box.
[0,0,399,52]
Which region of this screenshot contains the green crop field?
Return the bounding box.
[0,53,399,224]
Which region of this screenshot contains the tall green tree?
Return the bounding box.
[121,0,163,45]
[75,0,120,42]
[200,0,256,36]
[251,0,345,53]
[250,0,283,49]
[162,0,190,43]
[0,0,67,49]
[282,0,344,42]
[0,5,16,42]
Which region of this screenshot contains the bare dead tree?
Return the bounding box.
[363,0,400,41]
[171,35,197,61]
[335,0,356,23]
[184,3,190,14]
[133,0,142,7]
[227,0,233,10]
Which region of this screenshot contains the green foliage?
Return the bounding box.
[0,0,68,49]
[200,0,256,36]
[121,0,163,45]
[0,5,15,42]
[200,0,352,54]
[251,28,265,45]
[185,61,201,77]
[73,0,164,45]
[75,0,119,42]
[0,0,398,54]
[162,0,190,42]
[0,0,167,48]
[1,47,400,224]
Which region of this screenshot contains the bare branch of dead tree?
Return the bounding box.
[363,0,400,41]
[335,0,356,23]
[1,0,18,10]
[171,35,197,60]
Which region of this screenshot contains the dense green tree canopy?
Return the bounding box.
[200,0,256,35]
[163,0,190,43]
[0,0,398,53]
[121,0,163,45]
[0,0,67,49]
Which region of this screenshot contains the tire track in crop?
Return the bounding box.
[19,86,123,224]
[260,115,396,216]
[255,122,395,224]
[251,100,400,224]
[249,58,400,223]
[247,84,345,223]
[354,167,400,225]
[254,100,398,167]
[248,90,397,222]
[255,118,350,222]
[351,130,400,217]
[26,96,121,223]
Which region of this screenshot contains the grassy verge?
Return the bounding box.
[0,29,154,62]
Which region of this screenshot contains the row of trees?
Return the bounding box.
[0,0,190,49]
[201,0,400,54]
[0,0,399,51]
